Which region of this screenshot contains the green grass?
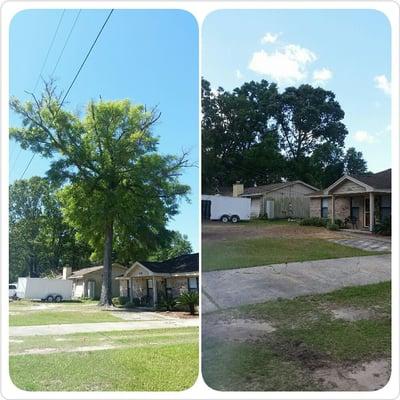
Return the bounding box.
[9,310,123,326]
[202,282,391,391]
[202,237,385,271]
[10,327,198,391]
[10,327,197,353]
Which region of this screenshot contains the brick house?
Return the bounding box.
[308,169,391,231]
[117,253,199,307]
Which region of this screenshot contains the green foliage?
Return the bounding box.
[158,296,177,311]
[334,218,345,229]
[202,78,369,190]
[177,291,199,315]
[9,177,92,281]
[344,147,368,175]
[299,217,328,227]
[326,222,339,231]
[112,296,129,306]
[125,298,142,308]
[149,231,193,262]
[10,83,191,304]
[373,217,391,236]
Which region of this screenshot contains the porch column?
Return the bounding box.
[129,278,133,301]
[369,192,375,232]
[331,195,336,222]
[152,276,157,307]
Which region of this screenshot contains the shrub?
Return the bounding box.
[124,298,142,308]
[158,296,177,311]
[177,291,199,315]
[334,219,345,229]
[112,296,129,306]
[299,217,328,227]
[373,217,391,236]
[327,222,339,231]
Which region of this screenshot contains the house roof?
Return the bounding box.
[350,169,391,190]
[242,180,319,196]
[68,263,126,279]
[138,253,199,274]
[307,169,392,197]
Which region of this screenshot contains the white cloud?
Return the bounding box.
[312,68,332,85]
[374,75,391,95]
[261,32,280,44]
[354,130,377,144]
[236,69,243,79]
[248,44,317,83]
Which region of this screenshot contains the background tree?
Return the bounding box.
[9,177,92,282]
[202,78,285,192]
[276,84,348,182]
[343,147,368,175]
[10,83,190,305]
[149,231,193,261]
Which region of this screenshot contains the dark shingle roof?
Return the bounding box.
[351,169,391,190]
[139,253,198,274]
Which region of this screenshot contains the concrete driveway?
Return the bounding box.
[202,254,391,313]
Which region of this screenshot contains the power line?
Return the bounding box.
[11,10,65,174]
[32,9,66,93]
[19,9,115,179]
[50,10,82,77]
[60,9,114,106]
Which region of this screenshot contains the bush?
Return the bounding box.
[112,296,129,306]
[124,298,142,308]
[158,296,177,311]
[299,217,328,227]
[327,222,339,231]
[334,219,345,229]
[177,291,199,315]
[373,217,391,236]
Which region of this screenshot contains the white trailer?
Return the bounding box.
[202,195,251,222]
[16,277,73,302]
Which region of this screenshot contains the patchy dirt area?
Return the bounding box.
[313,359,390,391]
[330,307,377,322]
[203,314,276,342]
[202,221,346,242]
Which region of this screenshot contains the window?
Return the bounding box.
[188,277,198,292]
[147,279,153,289]
[9,285,16,290]
[321,198,329,218]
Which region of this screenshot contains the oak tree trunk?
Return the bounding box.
[99,220,113,306]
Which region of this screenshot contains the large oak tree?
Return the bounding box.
[10,83,190,305]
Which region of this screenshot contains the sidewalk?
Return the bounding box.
[202,254,391,313]
[10,318,199,337]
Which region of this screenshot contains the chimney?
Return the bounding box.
[232,181,244,197]
[63,266,72,280]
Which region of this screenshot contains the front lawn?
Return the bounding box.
[202,282,391,391]
[10,327,198,391]
[203,237,385,271]
[9,310,123,326]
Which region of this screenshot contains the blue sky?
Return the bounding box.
[202,9,391,173]
[9,9,199,251]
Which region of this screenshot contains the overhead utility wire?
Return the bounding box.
[20,9,115,179]
[50,9,82,77]
[32,9,66,93]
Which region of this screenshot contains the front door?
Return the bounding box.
[146,279,153,304]
[364,197,370,228]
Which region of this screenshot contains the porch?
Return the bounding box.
[330,192,391,232]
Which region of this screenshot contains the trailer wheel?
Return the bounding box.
[230,215,240,223]
[220,215,230,223]
[55,295,62,302]
[45,295,54,302]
